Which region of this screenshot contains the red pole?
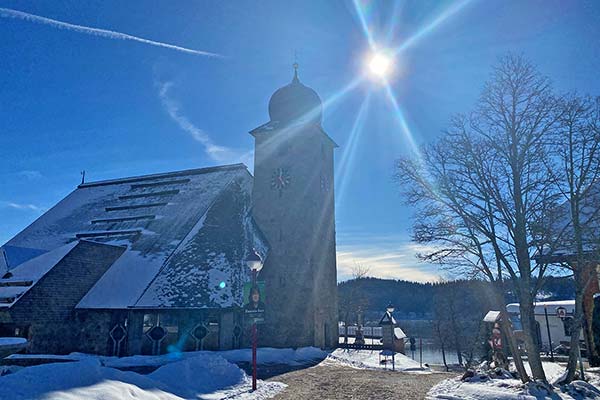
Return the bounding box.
[252,322,257,391]
[251,269,257,391]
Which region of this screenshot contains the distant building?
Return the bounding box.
[533,189,600,357]
[0,66,338,355]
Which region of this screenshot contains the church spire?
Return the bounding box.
[292,62,299,83]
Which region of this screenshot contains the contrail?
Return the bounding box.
[0,7,221,57]
[157,80,252,165]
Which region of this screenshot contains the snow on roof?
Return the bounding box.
[2,164,267,310]
[0,241,78,308]
[74,165,266,309]
[483,310,501,323]
[379,311,397,325]
[134,176,266,309]
[394,327,407,340]
[76,249,167,309]
[506,300,575,316]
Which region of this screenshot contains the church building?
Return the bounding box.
[0,66,339,355]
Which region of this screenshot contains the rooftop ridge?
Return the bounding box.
[78,163,247,189]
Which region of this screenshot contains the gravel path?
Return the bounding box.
[268,362,456,400]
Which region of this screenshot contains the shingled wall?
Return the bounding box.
[0,241,125,354]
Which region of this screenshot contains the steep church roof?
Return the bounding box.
[1,164,268,309]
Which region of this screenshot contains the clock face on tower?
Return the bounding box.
[271,167,291,192]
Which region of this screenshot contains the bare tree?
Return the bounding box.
[338,262,371,344]
[351,262,371,280]
[396,54,562,382]
[544,95,600,381]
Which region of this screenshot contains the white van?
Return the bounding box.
[506,300,582,352]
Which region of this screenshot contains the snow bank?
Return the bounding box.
[219,346,328,366]
[7,346,328,369]
[326,349,430,373]
[0,353,285,400]
[427,377,600,399]
[148,353,245,397]
[427,362,600,400]
[0,338,26,346]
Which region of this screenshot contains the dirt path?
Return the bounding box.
[268,362,456,400]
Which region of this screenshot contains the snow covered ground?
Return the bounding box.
[0,351,287,400]
[325,348,431,373]
[0,347,437,399]
[426,362,600,399]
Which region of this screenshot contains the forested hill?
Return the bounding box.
[337,276,575,319]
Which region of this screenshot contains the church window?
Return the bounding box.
[160,313,179,334]
[143,313,157,333]
[91,215,156,224]
[105,203,168,212]
[119,189,179,200]
[130,179,190,189]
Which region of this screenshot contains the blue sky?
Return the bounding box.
[1,0,599,282]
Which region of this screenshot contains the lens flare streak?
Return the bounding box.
[335,93,372,206]
[352,0,376,50]
[383,83,422,163]
[393,0,473,56]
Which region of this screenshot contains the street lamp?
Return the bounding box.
[246,249,263,391]
[246,250,263,273]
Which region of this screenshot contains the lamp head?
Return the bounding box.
[246,249,263,272]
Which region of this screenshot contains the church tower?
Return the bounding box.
[250,65,338,348]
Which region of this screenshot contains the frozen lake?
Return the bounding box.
[338,336,465,366]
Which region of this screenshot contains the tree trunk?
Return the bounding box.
[441,341,449,372]
[456,346,463,366]
[519,293,547,382]
[582,265,600,367]
[565,285,585,383]
[490,284,529,382]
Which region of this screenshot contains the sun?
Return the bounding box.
[367,52,393,80]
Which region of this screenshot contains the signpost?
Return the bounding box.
[245,250,264,392]
[543,307,554,362]
[556,306,584,380]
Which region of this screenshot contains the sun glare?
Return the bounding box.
[367,52,393,81]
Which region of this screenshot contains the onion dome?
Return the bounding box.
[268,63,322,125]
